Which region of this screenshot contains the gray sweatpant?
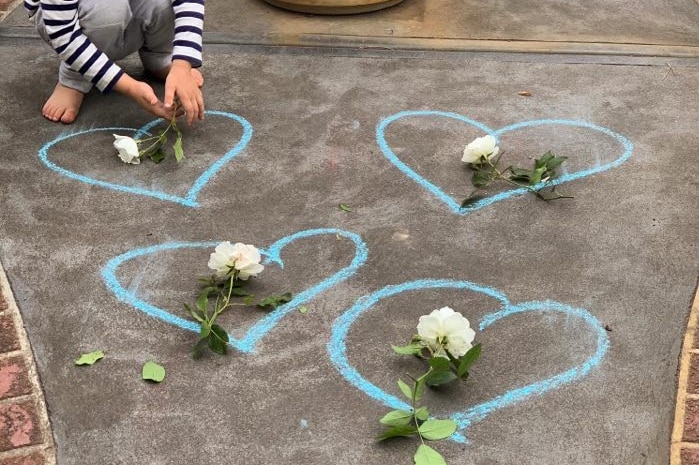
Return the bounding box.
[34,0,175,93]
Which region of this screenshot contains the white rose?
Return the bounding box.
[417,306,476,358]
[462,135,499,164]
[113,135,140,164]
[207,242,264,280]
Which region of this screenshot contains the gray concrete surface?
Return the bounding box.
[0,38,698,464]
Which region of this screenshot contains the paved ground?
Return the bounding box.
[1,1,698,464]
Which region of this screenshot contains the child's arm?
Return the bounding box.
[38,0,172,119]
[164,0,205,126]
[38,0,124,93]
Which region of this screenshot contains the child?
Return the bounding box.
[26,0,205,126]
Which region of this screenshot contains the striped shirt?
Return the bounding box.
[25,0,204,93]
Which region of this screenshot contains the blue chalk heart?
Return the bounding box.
[327,279,609,442]
[102,228,368,353]
[38,110,252,208]
[376,110,634,214]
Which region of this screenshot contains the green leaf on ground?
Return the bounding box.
[414,407,429,421]
[414,444,447,465]
[75,350,104,366]
[397,379,413,400]
[173,133,184,163]
[392,343,424,356]
[379,409,413,427]
[298,306,309,314]
[428,356,450,371]
[425,370,458,386]
[185,303,204,322]
[457,343,481,378]
[414,377,426,401]
[208,324,229,355]
[418,419,458,440]
[142,361,166,383]
[196,291,209,313]
[149,147,166,164]
[257,292,293,309]
[339,203,352,212]
[377,425,418,441]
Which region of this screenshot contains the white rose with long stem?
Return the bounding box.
[113,135,140,164]
[417,307,476,358]
[208,242,264,280]
[462,135,499,164]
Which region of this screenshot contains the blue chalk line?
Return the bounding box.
[102,228,368,353]
[327,279,609,443]
[38,110,253,208]
[376,110,634,215]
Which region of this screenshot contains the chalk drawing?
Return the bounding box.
[102,228,368,353]
[327,279,609,442]
[38,110,253,208]
[376,110,634,215]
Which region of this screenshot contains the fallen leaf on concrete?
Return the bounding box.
[518,91,532,97]
[142,361,166,383]
[75,350,104,366]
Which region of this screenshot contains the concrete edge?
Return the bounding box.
[203,33,699,58]
[0,261,56,465]
[2,27,699,59]
[671,277,699,464]
[0,0,22,22]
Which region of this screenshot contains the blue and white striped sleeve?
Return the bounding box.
[39,0,124,93]
[172,0,205,68]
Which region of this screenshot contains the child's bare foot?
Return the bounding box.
[42,84,84,124]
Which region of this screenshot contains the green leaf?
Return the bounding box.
[529,166,547,185]
[257,292,293,309]
[397,379,413,400]
[199,322,211,339]
[425,370,458,386]
[242,295,255,306]
[377,425,418,441]
[392,343,424,356]
[142,361,166,383]
[414,407,429,421]
[173,133,184,163]
[196,292,209,313]
[471,170,492,188]
[149,147,166,164]
[414,444,447,465]
[208,324,229,355]
[379,409,413,427]
[74,350,104,366]
[338,203,352,212]
[542,152,566,171]
[429,356,451,371]
[457,343,482,378]
[298,305,309,314]
[418,420,458,441]
[185,303,204,322]
[414,377,426,402]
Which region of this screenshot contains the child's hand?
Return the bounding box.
[115,75,174,120]
[164,60,205,126]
